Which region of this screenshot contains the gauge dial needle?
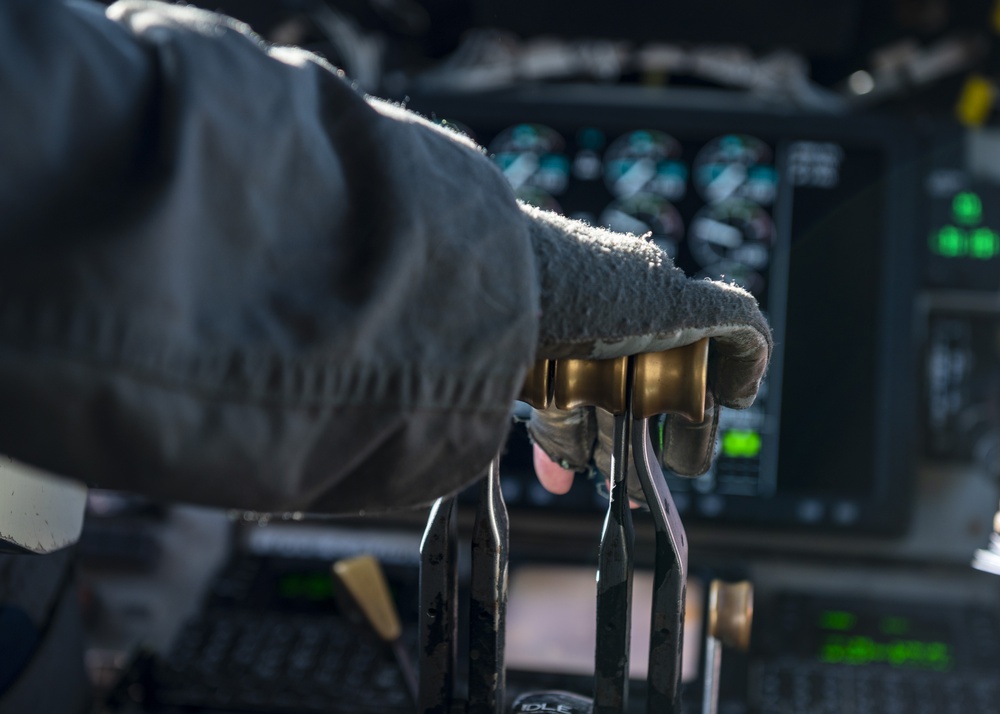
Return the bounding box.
[693,218,743,248]
[616,157,656,197]
[604,208,650,236]
[503,153,539,190]
[706,163,746,203]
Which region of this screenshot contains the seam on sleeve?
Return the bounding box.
[0,299,525,412]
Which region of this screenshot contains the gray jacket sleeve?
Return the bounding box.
[0,0,540,514]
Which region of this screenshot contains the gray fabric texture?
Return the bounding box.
[525,205,772,378]
[0,0,538,514]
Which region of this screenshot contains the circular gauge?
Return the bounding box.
[688,200,774,293]
[693,135,777,205]
[604,130,687,200]
[489,124,570,195]
[600,193,684,257]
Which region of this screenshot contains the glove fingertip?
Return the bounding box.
[661,407,721,477]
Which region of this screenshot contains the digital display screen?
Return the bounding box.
[815,609,952,671]
[753,593,1000,675]
[412,89,915,534]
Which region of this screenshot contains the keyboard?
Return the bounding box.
[749,657,1000,714]
[153,610,412,713]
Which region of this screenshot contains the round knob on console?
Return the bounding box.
[708,579,754,652]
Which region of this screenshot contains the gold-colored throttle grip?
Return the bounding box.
[553,356,629,414]
[519,360,554,412]
[633,339,709,421]
[519,337,709,422]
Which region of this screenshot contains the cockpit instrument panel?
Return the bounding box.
[411,89,916,534]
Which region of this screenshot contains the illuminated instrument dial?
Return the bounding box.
[604,130,687,200]
[693,135,777,205]
[600,193,684,257]
[688,199,775,294]
[489,124,570,196]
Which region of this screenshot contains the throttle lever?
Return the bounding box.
[522,339,708,714]
[632,415,688,714]
[419,338,710,714]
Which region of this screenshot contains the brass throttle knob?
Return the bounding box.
[703,579,753,714]
[519,360,553,412]
[519,337,709,421]
[707,579,754,652]
[553,356,629,414]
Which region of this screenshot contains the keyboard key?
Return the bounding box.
[155,610,412,713]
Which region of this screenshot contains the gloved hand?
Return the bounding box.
[520,204,772,494]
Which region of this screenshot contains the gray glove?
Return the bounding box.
[521,204,771,485]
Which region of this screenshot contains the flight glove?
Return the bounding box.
[521,204,771,488]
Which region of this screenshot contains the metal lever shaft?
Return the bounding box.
[468,455,510,714]
[418,496,458,714]
[633,422,688,714]
[517,337,709,714]
[593,409,635,714]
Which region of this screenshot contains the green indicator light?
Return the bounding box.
[820,637,846,664]
[820,610,857,631]
[952,191,983,225]
[721,430,762,458]
[932,226,966,257]
[927,642,952,671]
[970,227,1000,259]
[278,573,334,601]
[845,636,877,665]
[880,616,910,636]
[305,574,333,600]
[888,640,915,666]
